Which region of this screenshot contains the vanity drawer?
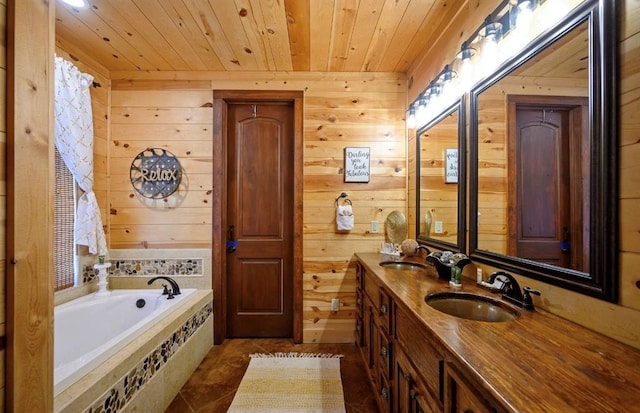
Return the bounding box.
[377,369,393,413]
[364,270,380,308]
[378,288,392,335]
[378,328,392,380]
[396,305,444,408]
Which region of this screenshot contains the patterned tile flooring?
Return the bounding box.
[165,338,379,413]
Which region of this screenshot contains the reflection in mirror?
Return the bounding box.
[416,98,466,252]
[469,0,618,301]
[476,20,588,269]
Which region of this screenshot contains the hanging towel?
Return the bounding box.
[336,205,354,231]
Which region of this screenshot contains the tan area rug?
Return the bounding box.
[227,352,347,413]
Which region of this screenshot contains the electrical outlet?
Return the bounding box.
[371,221,379,233]
[434,221,444,234]
[331,298,340,311]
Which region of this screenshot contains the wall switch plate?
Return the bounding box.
[331,298,340,311]
[434,221,444,234]
[371,221,379,233]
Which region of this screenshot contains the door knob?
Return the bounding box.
[226,225,238,253]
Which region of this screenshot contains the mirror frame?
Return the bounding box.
[416,97,467,253]
[468,0,618,301]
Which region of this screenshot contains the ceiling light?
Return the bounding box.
[61,0,88,8]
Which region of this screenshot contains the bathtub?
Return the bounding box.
[54,288,197,396]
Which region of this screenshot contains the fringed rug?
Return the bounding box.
[227,352,347,413]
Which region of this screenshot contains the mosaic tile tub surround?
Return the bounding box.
[83,258,203,284]
[85,300,213,413]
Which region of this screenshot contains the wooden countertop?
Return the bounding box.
[355,252,640,413]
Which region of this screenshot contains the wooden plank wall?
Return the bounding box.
[6,0,54,410]
[407,124,417,240]
[109,71,407,343]
[407,0,640,349]
[109,88,214,249]
[619,0,640,317]
[0,0,6,409]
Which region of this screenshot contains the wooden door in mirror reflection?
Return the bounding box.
[507,96,589,272]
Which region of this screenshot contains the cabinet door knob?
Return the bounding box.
[410,389,417,400]
[381,387,389,400]
[380,346,388,358]
[380,304,388,315]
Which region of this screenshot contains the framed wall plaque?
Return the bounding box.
[130,148,183,198]
[445,148,458,183]
[344,147,370,183]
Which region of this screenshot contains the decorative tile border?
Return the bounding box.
[82,258,204,284]
[84,300,213,413]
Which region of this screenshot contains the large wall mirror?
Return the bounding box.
[469,0,618,301]
[416,98,466,252]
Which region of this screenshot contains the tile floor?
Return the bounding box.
[165,338,379,413]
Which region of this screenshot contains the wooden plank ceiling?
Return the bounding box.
[55,0,459,73]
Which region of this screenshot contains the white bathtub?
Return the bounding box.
[54,288,197,396]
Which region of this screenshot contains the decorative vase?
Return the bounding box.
[426,252,471,280]
[424,210,432,238]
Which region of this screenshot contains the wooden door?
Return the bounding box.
[512,107,571,267]
[226,102,294,338]
[507,96,589,271]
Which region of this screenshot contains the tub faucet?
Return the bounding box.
[147,276,181,299]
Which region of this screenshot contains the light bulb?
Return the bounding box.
[480,22,502,78]
[407,105,416,129]
[516,0,534,36]
[537,1,572,32]
[416,97,429,127]
[456,44,476,92]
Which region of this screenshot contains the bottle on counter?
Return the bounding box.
[450,266,462,287]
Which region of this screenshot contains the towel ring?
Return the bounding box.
[335,192,352,206]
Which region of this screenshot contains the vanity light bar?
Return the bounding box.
[408,0,557,128]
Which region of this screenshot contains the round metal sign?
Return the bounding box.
[130,148,182,199]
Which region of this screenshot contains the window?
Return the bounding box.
[54,148,77,291]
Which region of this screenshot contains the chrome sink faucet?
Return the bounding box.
[147,276,181,299]
[487,271,541,310]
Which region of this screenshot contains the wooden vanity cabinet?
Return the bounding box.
[395,305,444,412]
[445,363,500,413]
[395,346,437,413]
[355,287,364,346]
[356,261,501,413]
[355,262,394,413]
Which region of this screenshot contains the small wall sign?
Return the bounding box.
[445,148,458,183]
[344,147,370,183]
[130,148,182,198]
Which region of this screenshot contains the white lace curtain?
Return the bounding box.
[54,56,108,256]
